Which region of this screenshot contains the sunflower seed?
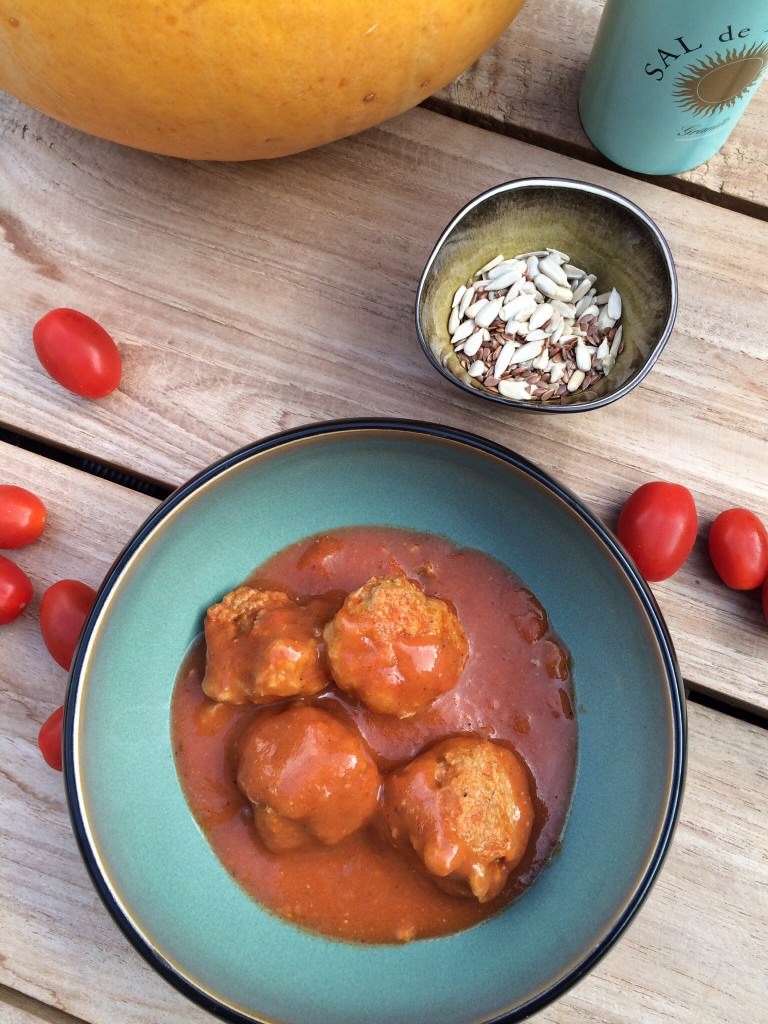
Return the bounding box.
[463,331,485,357]
[549,361,566,383]
[532,349,551,371]
[494,341,518,378]
[551,299,576,318]
[510,338,545,364]
[533,274,558,298]
[578,303,600,320]
[571,277,595,303]
[451,319,476,344]
[609,325,623,358]
[485,268,525,291]
[502,294,538,323]
[597,306,616,331]
[525,255,540,278]
[575,341,594,372]
[464,298,490,320]
[474,296,505,328]
[488,258,526,280]
[458,285,476,318]
[500,280,524,305]
[528,303,554,332]
[476,254,505,275]
[498,379,534,400]
[505,319,527,336]
[562,263,585,279]
[538,255,569,287]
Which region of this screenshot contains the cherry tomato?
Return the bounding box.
[38,705,64,772]
[708,508,768,591]
[33,308,121,399]
[616,481,698,582]
[39,579,97,670]
[0,484,47,548]
[0,555,34,623]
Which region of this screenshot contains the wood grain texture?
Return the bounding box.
[0,444,767,1024]
[1,97,766,713]
[0,985,83,1024]
[435,0,768,208]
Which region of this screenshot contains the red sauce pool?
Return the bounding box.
[171,526,577,944]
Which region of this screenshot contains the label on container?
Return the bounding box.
[579,4,768,174]
[643,24,768,139]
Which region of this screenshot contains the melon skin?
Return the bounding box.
[0,1,526,160]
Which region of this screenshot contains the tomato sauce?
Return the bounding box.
[171,526,577,944]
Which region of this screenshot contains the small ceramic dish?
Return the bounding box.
[416,178,678,411]
[64,418,685,1024]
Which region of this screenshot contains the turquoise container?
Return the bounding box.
[579,1,768,174]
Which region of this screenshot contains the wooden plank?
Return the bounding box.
[0,446,767,1024]
[1,99,766,712]
[548,701,768,1024]
[0,985,84,1024]
[0,447,181,1022]
[434,0,768,208]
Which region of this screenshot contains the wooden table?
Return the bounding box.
[1,1,766,1021]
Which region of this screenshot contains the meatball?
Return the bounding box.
[202,586,332,705]
[236,704,381,851]
[324,575,468,717]
[380,736,534,903]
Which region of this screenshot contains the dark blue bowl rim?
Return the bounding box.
[63,416,687,1024]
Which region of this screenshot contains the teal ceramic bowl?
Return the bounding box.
[64,419,685,1024]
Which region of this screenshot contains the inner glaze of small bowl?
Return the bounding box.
[416,178,677,411]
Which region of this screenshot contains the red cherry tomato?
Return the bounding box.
[0,555,34,623]
[33,308,121,399]
[39,579,97,670]
[0,485,47,548]
[616,481,698,582]
[38,705,64,772]
[708,508,768,591]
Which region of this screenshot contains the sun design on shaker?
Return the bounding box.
[673,42,768,115]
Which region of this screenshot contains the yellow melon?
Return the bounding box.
[0,1,526,160]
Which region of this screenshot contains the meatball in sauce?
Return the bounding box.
[325,575,468,718]
[202,586,337,704]
[236,704,381,851]
[381,736,533,903]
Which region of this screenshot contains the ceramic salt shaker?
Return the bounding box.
[579,0,768,174]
